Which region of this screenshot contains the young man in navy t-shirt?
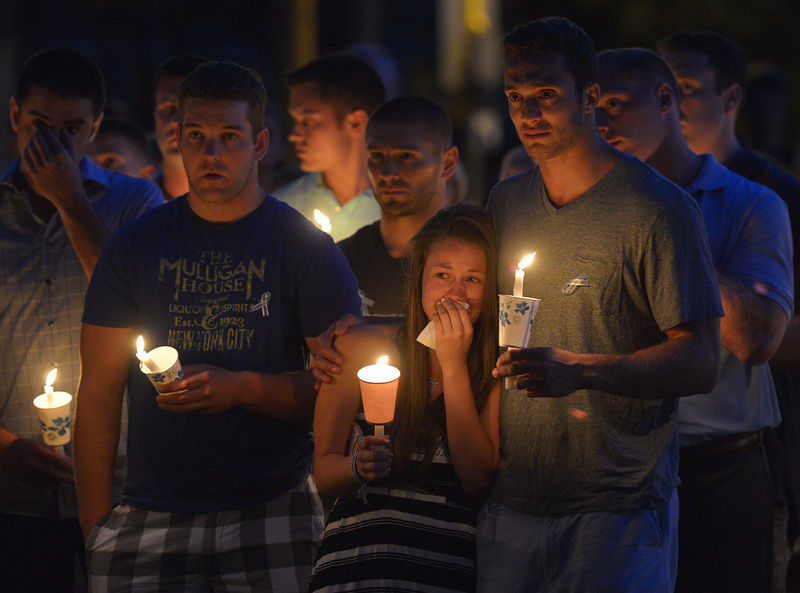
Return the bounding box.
[74,61,360,593]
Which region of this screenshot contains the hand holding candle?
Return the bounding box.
[357,356,400,447]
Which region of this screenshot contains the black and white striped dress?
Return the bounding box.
[309,423,479,593]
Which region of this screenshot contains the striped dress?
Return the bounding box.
[309,421,479,593]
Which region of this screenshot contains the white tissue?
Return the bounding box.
[416,300,469,350]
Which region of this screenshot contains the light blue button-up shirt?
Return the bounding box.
[273,172,380,242]
[0,157,164,518]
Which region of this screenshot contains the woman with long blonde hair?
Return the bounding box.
[309,204,501,592]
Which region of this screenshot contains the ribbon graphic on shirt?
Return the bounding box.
[562,273,589,295]
[250,292,271,316]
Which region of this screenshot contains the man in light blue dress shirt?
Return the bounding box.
[275,53,386,242]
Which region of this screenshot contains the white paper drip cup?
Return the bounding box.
[499,294,540,389]
[33,391,72,446]
[139,346,183,389]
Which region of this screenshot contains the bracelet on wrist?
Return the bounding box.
[351,451,368,486]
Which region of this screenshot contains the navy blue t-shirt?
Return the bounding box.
[83,195,361,512]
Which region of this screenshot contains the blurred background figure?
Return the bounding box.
[658,31,800,593]
[275,53,386,241]
[498,144,535,181]
[347,41,405,100]
[151,53,206,200]
[87,115,155,179]
[446,160,469,205]
[258,100,302,194]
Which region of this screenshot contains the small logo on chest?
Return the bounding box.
[250,291,271,316]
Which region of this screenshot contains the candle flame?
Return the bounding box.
[136,335,145,353]
[377,356,388,366]
[313,209,332,233]
[518,252,536,270]
[45,368,57,388]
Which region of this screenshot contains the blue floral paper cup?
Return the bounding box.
[499,294,540,348]
[33,391,72,446]
[139,346,183,390]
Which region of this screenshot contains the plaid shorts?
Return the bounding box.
[86,475,323,593]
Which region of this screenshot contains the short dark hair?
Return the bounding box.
[367,96,453,153]
[96,116,149,156]
[154,53,206,95]
[15,47,105,117]
[503,17,597,94]
[286,53,387,118]
[598,48,680,99]
[656,31,747,92]
[178,61,267,136]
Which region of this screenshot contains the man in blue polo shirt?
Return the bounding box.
[596,47,793,593]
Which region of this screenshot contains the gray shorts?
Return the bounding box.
[476,490,679,593]
[86,475,323,593]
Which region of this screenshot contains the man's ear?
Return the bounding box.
[584,83,601,112]
[345,109,369,137]
[254,127,270,161]
[139,164,156,180]
[440,145,459,179]
[657,83,675,114]
[88,112,104,144]
[724,83,743,115]
[9,96,19,134]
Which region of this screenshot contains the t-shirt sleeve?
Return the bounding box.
[289,214,361,337]
[645,195,725,332]
[82,225,139,328]
[110,175,166,227]
[132,180,167,217]
[722,190,794,319]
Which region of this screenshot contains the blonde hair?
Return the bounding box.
[390,203,499,477]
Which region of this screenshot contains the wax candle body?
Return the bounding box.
[136,350,159,373]
[513,268,524,297]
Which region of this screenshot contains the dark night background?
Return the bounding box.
[2,0,800,203]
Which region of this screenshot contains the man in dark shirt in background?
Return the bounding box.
[338,96,458,315]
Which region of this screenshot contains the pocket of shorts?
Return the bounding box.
[85,504,127,551]
[568,254,622,316]
[476,500,500,546]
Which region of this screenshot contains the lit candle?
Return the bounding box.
[44,368,57,406]
[357,356,400,442]
[513,252,536,297]
[136,335,159,373]
[313,209,332,234]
